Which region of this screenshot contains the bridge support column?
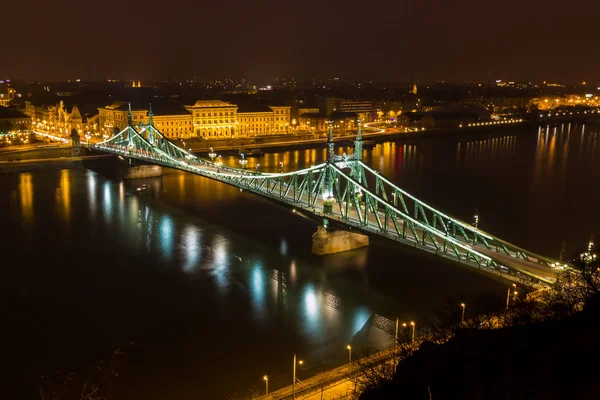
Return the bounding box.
[124,165,163,179]
[312,226,369,256]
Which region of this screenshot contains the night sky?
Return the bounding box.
[3,0,599,83]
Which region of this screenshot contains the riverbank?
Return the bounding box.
[0,154,112,174]
[182,115,595,155]
[181,123,513,155]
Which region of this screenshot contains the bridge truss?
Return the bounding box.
[91,105,563,287]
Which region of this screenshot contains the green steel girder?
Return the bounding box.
[91,124,562,286]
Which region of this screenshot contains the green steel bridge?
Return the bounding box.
[90,105,566,287]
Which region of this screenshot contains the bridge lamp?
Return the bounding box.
[460,303,466,324]
[410,321,416,343]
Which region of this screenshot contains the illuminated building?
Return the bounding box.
[98,100,291,140]
[0,83,16,107]
[98,101,147,132]
[298,111,357,132]
[153,106,193,139]
[321,97,373,121]
[269,106,291,134]
[236,105,291,136]
[185,100,238,138]
[0,107,31,133]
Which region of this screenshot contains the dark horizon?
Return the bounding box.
[3,0,600,84]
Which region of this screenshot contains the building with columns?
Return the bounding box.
[98,100,291,140]
[185,100,238,139]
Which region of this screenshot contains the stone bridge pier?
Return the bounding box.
[312,225,369,255]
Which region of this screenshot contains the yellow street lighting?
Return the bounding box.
[346,345,352,364]
[263,375,268,395]
[292,354,303,399]
[506,284,517,310]
[460,303,466,324]
[410,321,415,342]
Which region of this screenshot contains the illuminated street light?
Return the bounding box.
[346,344,352,364]
[460,303,466,324]
[506,283,517,310]
[292,354,303,399]
[410,321,415,343]
[394,317,399,348]
[263,375,268,396]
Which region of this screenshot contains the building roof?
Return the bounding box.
[189,100,234,108]
[0,106,30,119]
[152,105,191,116]
[237,104,273,113]
[104,101,146,111]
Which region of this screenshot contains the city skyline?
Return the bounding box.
[3,0,600,83]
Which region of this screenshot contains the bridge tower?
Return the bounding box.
[353,119,363,160]
[127,102,133,127]
[322,121,335,214]
[148,103,154,144]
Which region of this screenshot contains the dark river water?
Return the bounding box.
[2,122,600,399]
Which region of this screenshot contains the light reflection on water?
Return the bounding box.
[250,261,267,322]
[5,122,600,399]
[159,215,174,259]
[183,224,202,272]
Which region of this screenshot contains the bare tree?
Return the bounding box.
[38,346,127,400]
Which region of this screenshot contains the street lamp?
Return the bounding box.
[460,303,466,324]
[346,344,352,364]
[292,354,303,399]
[410,321,415,343]
[256,163,260,173]
[506,283,516,310]
[394,317,399,347]
[263,375,268,396]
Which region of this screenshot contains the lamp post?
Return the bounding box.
[346,344,352,365]
[410,321,415,343]
[263,375,268,396]
[460,303,466,324]
[292,354,303,399]
[394,317,399,348]
[506,283,516,310]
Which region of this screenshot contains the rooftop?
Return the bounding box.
[189,100,234,108]
[0,106,30,120]
[237,104,273,113]
[152,105,191,116]
[104,101,147,111]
